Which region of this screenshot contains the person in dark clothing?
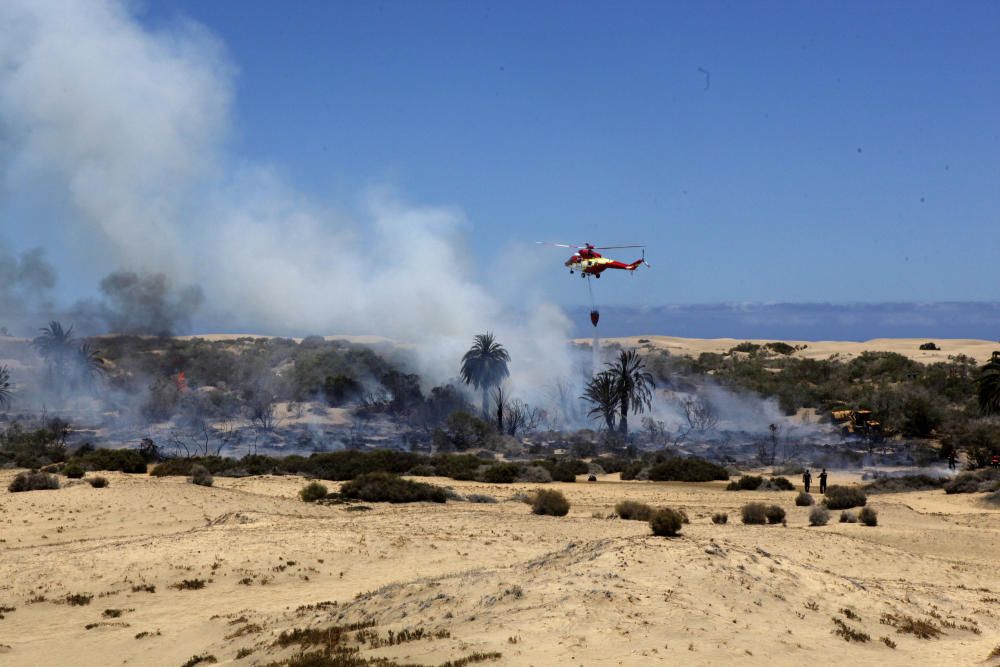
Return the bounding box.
[802,469,812,493]
[992,454,999,469]
[819,468,828,494]
[948,451,958,471]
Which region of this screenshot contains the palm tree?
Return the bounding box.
[978,351,1000,415]
[33,321,75,392]
[460,332,511,419]
[605,349,655,436]
[581,371,619,431]
[75,341,107,388]
[0,365,12,409]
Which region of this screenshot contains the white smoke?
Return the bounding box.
[0,0,575,398]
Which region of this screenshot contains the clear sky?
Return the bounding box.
[7,0,1000,310]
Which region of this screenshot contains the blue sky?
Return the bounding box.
[7,0,1000,310]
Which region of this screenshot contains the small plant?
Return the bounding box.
[615,500,654,521]
[858,506,878,526]
[809,506,831,526]
[823,485,867,510]
[171,579,206,591]
[88,476,109,488]
[65,593,93,606]
[649,508,684,536]
[768,476,795,491]
[840,510,858,523]
[880,613,942,639]
[8,470,59,492]
[765,505,786,524]
[795,491,814,506]
[465,493,498,503]
[299,481,328,502]
[531,489,569,516]
[711,512,728,524]
[131,584,155,593]
[190,464,213,487]
[832,617,870,643]
[741,502,767,524]
[880,636,897,649]
[841,608,861,621]
[181,655,218,667]
[63,463,85,479]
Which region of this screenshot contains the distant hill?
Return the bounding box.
[570,302,1000,341]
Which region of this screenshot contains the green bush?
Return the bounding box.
[619,462,644,481]
[299,481,328,502]
[823,485,867,510]
[407,464,436,477]
[769,476,795,491]
[711,512,728,524]
[339,472,447,503]
[615,500,654,521]
[795,492,814,506]
[765,505,786,524]
[647,457,729,482]
[864,475,946,494]
[88,476,109,488]
[482,463,521,484]
[74,448,147,474]
[858,506,878,526]
[63,463,85,479]
[809,506,830,526]
[727,475,763,491]
[8,470,59,492]
[190,464,213,487]
[741,502,767,525]
[649,508,684,536]
[531,489,569,516]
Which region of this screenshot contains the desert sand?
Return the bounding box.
[2,469,999,666]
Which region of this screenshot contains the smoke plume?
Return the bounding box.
[0,0,573,395]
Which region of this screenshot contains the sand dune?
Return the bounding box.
[2,470,999,665]
[584,335,1000,365]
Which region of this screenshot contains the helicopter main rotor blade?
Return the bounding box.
[535,241,576,248]
[593,244,645,250]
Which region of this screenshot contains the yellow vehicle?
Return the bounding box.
[830,409,888,439]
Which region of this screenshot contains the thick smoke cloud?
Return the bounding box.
[0,0,574,395]
[0,243,56,334]
[70,271,204,337]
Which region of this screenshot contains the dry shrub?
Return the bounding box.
[65,593,93,606]
[299,481,328,502]
[765,504,786,524]
[531,489,569,516]
[8,470,59,492]
[880,613,942,639]
[88,476,109,488]
[190,464,213,487]
[840,510,857,523]
[823,485,867,510]
[858,506,878,526]
[711,512,728,524]
[809,506,831,526]
[649,508,684,536]
[63,463,85,479]
[465,493,497,504]
[795,491,814,506]
[615,500,654,521]
[741,502,767,524]
[832,617,870,643]
[515,465,552,483]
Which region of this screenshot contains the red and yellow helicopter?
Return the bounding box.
[536,242,650,327]
[537,242,649,278]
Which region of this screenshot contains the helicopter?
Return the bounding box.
[536,242,649,278]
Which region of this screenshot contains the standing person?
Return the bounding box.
[819,468,828,494]
[802,469,812,494]
[992,454,999,469]
[948,450,958,471]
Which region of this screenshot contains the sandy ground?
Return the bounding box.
[2,470,999,666]
[572,336,1000,365]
